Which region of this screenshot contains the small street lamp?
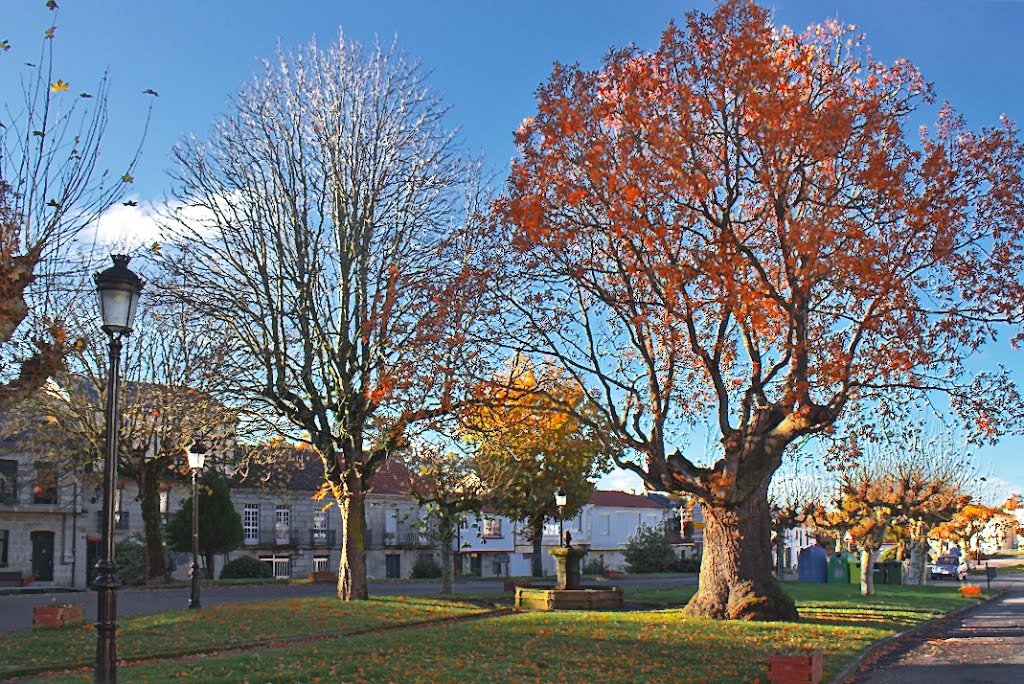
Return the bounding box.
[555,488,568,547]
[94,254,144,684]
[187,442,207,609]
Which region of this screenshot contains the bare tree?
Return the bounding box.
[28,290,238,582]
[161,35,491,600]
[403,443,487,594]
[0,3,150,409]
[810,432,977,595]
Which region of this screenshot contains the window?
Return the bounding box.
[275,505,291,543]
[244,504,260,544]
[483,516,502,538]
[312,511,328,544]
[159,490,170,524]
[261,554,291,578]
[113,488,129,530]
[33,467,58,504]
[0,461,17,504]
[0,529,8,567]
[313,555,329,573]
[598,513,611,536]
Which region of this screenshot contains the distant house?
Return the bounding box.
[574,490,670,572]
[0,429,190,588]
[227,451,433,580]
[454,507,515,578]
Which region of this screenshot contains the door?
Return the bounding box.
[385,553,401,579]
[85,538,101,587]
[469,554,482,577]
[31,531,54,581]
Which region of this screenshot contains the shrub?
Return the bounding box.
[623,524,677,574]
[411,554,442,579]
[673,556,700,573]
[582,555,606,576]
[115,537,149,586]
[220,555,273,579]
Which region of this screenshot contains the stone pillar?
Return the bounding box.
[549,547,585,590]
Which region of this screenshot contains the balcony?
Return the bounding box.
[310,529,336,547]
[241,529,301,548]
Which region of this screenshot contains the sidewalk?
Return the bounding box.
[845,591,1024,683]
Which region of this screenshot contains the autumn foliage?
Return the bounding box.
[497,0,1024,619]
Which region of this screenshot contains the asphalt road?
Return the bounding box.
[0,575,697,635]
[850,591,1024,683]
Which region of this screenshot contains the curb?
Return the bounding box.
[830,589,1006,684]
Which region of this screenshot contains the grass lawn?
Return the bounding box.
[0,596,486,680]
[15,583,979,684]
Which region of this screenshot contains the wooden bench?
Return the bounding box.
[0,570,28,587]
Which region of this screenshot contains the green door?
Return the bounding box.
[31,531,54,581]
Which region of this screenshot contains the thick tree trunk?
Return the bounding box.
[336,472,368,600]
[684,489,798,621]
[531,522,544,578]
[438,515,455,595]
[905,539,927,586]
[139,461,166,583]
[860,548,875,595]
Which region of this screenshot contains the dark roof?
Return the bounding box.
[589,490,664,509]
[231,446,417,496]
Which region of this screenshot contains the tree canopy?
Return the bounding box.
[495,0,1024,619]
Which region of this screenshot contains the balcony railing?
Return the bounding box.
[310,529,336,547]
[365,527,432,549]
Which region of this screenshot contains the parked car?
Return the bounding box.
[930,555,968,581]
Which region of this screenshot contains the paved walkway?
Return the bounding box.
[849,591,1024,684]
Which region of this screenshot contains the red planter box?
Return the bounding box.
[768,650,823,684]
[32,604,85,629]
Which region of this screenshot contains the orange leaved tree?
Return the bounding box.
[465,362,612,577]
[496,0,1024,619]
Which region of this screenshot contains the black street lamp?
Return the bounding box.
[187,442,207,609]
[555,488,568,547]
[93,254,143,684]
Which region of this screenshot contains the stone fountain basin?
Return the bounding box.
[514,584,624,611]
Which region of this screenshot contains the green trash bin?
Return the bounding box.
[828,554,849,584]
[848,558,861,584]
[873,563,886,585]
[884,560,903,585]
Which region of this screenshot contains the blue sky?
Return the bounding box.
[5,1,1024,494]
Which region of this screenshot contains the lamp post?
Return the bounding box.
[93,254,144,684]
[555,488,568,547]
[187,442,207,609]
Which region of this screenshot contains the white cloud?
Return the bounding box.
[85,197,168,250]
[596,468,645,494]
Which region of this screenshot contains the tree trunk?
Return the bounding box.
[336,472,368,600]
[138,461,166,584]
[774,535,785,579]
[905,538,927,586]
[204,549,216,580]
[438,514,455,595]
[860,548,875,595]
[684,489,798,621]
[895,540,907,562]
[531,521,544,578]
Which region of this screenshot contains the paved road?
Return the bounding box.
[0,575,696,635]
[850,591,1024,684]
